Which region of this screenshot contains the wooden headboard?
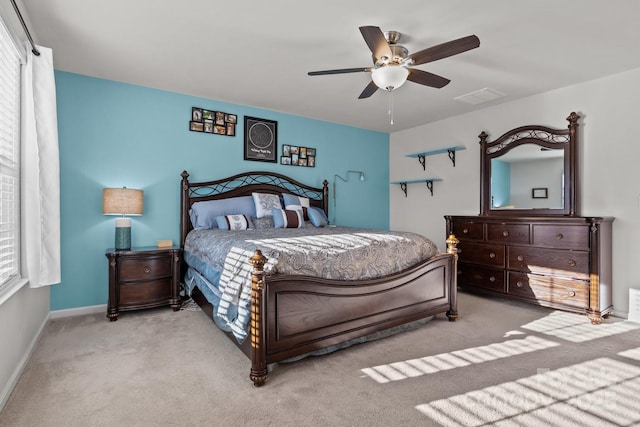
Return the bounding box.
[180,170,329,247]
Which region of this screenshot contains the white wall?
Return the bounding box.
[390,67,640,317]
[0,0,51,411]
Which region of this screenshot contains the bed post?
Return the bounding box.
[180,171,190,249]
[445,234,459,321]
[249,250,268,386]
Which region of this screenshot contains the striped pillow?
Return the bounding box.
[215,214,252,230]
[272,208,304,228]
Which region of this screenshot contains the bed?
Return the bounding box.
[179,170,459,386]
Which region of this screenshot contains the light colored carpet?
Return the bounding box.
[1,292,640,427]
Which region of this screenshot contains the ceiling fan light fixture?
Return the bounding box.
[371,65,409,91]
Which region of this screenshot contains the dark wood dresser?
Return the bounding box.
[445,215,613,324]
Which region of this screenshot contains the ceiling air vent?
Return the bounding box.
[454,88,505,105]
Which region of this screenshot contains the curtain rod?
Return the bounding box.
[10,0,40,56]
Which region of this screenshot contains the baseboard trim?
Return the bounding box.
[49,304,106,319]
[0,311,48,413]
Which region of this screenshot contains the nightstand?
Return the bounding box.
[106,246,181,321]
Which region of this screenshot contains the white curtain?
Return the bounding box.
[21,44,61,287]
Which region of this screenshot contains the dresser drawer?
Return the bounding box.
[458,242,505,267]
[451,221,483,240]
[119,256,172,281]
[508,272,588,309]
[458,263,505,293]
[532,225,589,249]
[507,246,589,279]
[487,223,530,244]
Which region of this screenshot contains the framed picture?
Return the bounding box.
[189,107,237,137]
[532,188,548,199]
[280,145,316,167]
[244,116,277,162]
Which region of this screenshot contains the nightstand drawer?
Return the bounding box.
[119,256,172,281]
[120,279,173,305]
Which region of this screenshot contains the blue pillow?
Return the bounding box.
[189,196,257,229]
[282,193,310,219]
[215,214,253,230]
[272,208,304,228]
[307,206,328,227]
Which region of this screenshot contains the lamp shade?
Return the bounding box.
[103,188,144,216]
[371,65,409,91]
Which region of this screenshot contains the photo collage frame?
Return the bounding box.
[190,107,237,136]
[281,145,316,167]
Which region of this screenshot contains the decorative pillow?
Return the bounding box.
[307,206,328,227]
[282,193,310,220]
[215,214,252,230]
[251,216,275,230]
[252,192,282,218]
[189,196,256,229]
[272,208,305,228]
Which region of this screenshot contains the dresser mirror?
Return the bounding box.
[479,112,579,216]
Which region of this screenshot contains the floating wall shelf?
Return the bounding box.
[405,145,466,171]
[390,178,443,197]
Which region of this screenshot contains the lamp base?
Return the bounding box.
[115,218,131,250]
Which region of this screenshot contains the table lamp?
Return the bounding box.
[102,187,144,250]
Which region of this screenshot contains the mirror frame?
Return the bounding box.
[480,112,579,216]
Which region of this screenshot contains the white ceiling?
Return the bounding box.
[20,0,640,133]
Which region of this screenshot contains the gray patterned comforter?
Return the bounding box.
[184,226,439,341]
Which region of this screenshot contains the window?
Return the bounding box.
[0,15,22,293]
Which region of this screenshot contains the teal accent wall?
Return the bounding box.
[491,159,510,207]
[53,71,389,310]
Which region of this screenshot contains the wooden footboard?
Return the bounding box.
[248,234,459,387]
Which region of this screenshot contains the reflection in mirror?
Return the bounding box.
[490,144,564,210]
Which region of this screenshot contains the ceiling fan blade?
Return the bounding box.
[358,81,379,99]
[407,69,450,88]
[407,35,480,66]
[359,26,393,61]
[308,67,370,76]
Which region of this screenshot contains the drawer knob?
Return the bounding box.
[489,252,496,259]
[457,270,462,275]
[463,228,469,234]
[516,281,524,288]
[556,233,564,240]
[144,266,151,274]
[568,291,576,297]
[502,230,509,237]
[489,276,495,282]
[517,255,524,262]
[568,260,576,267]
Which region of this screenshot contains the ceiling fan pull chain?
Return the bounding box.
[389,90,394,125]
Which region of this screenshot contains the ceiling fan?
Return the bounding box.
[308,26,480,99]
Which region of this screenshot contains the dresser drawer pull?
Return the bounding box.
[516,281,524,288]
[568,260,576,267]
[489,252,496,259]
[489,276,495,282]
[463,228,469,234]
[502,230,509,237]
[143,266,151,274]
[568,291,576,297]
[457,270,462,275]
[517,255,524,262]
[556,233,564,240]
